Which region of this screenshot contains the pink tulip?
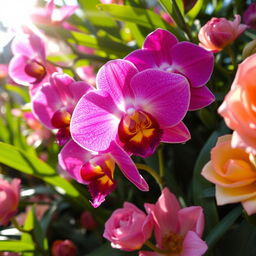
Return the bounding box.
[198,15,247,52]
[32,72,93,146]
[0,178,21,226]
[103,202,153,251]
[80,211,98,230]
[51,240,77,256]
[140,188,208,256]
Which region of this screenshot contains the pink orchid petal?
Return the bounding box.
[32,82,62,129]
[143,29,178,51]
[52,5,78,23]
[11,35,34,56]
[97,59,138,106]
[171,42,214,88]
[181,231,208,256]
[130,70,190,127]
[161,122,191,143]
[189,86,215,110]
[125,49,158,71]
[70,90,121,152]
[58,140,93,183]
[109,142,149,191]
[178,207,205,237]
[9,55,37,85]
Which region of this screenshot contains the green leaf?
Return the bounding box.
[205,205,242,249]
[187,0,204,21]
[5,84,30,103]
[159,0,173,15]
[0,142,90,209]
[0,241,34,252]
[71,31,133,57]
[97,4,184,40]
[192,126,228,233]
[87,242,137,256]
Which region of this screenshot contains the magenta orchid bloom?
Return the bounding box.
[70,59,190,189]
[140,188,208,256]
[59,140,149,206]
[125,29,215,111]
[32,72,92,146]
[30,0,78,27]
[8,33,57,96]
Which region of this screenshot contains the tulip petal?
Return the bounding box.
[97,59,138,107]
[189,86,215,110]
[161,122,191,143]
[181,231,208,256]
[171,42,214,88]
[242,197,256,215]
[109,142,149,191]
[131,69,190,127]
[70,90,121,152]
[178,207,205,237]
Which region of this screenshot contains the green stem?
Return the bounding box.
[11,217,32,234]
[171,0,194,42]
[144,240,171,254]
[136,163,163,190]
[158,145,165,178]
[226,45,237,70]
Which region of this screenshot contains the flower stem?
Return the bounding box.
[136,163,163,190]
[171,0,194,42]
[158,144,165,181]
[226,45,237,70]
[11,217,32,234]
[144,240,171,254]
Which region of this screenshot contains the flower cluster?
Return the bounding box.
[104,188,208,256]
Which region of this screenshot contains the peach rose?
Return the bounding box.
[198,15,247,52]
[201,135,256,215]
[218,53,256,154]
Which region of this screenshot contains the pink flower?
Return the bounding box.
[141,188,208,256]
[30,0,78,27]
[154,7,175,26]
[51,240,77,256]
[58,140,116,207]
[70,59,190,190]
[243,3,256,29]
[32,72,92,146]
[125,29,215,111]
[8,33,57,96]
[0,178,21,226]
[80,211,98,230]
[198,15,247,53]
[0,253,20,256]
[100,0,123,4]
[218,53,256,154]
[103,202,153,251]
[76,66,96,86]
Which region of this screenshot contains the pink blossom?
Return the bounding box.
[30,0,78,27]
[76,66,96,86]
[243,3,256,29]
[0,178,21,226]
[58,140,116,207]
[103,202,153,251]
[8,33,57,96]
[100,0,123,4]
[125,29,215,110]
[140,188,208,256]
[80,211,98,230]
[32,72,92,146]
[51,240,77,256]
[70,59,191,190]
[198,15,247,53]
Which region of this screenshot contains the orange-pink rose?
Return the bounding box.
[218,53,256,154]
[201,135,256,215]
[198,15,247,52]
